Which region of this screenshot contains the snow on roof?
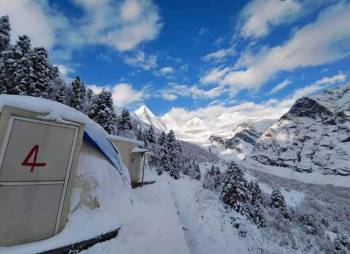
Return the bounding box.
[109,135,144,146]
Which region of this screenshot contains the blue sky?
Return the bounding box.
[1,0,350,117]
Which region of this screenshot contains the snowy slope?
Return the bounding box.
[81,178,191,254]
[250,84,350,176]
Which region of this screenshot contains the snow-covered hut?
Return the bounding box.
[0,95,132,253]
[109,135,147,184]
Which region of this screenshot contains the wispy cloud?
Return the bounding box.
[123,50,158,70]
[268,79,291,95]
[238,0,301,39]
[159,83,226,101]
[202,46,236,62]
[203,2,350,96]
[159,66,174,75]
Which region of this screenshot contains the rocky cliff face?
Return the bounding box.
[209,123,263,155]
[250,84,350,176]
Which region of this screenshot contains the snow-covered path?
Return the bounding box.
[80,177,191,254]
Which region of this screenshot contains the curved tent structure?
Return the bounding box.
[0,95,132,253]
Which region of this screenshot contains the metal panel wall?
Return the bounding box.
[0,107,84,246]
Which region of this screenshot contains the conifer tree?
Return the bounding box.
[248,182,264,206]
[166,130,181,179]
[145,126,157,143]
[117,108,133,131]
[270,188,289,219]
[251,206,265,228]
[29,47,56,98]
[68,76,86,111]
[193,162,201,180]
[54,85,67,104]
[136,128,145,141]
[158,131,166,146]
[0,16,10,53]
[159,130,182,179]
[2,35,32,95]
[88,89,116,134]
[221,162,249,215]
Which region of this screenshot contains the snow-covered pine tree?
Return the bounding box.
[0,16,10,53]
[221,162,249,215]
[117,108,133,131]
[158,131,166,146]
[84,88,94,112]
[248,182,264,206]
[29,47,56,98]
[193,162,201,180]
[167,130,181,179]
[158,130,182,179]
[251,205,265,228]
[270,188,289,219]
[1,35,33,95]
[68,76,86,111]
[145,126,157,144]
[54,84,67,104]
[88,89,116,134]
[136,128,145,142]
[158,141,169,175]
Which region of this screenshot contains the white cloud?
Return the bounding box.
[1,0,162,61]
[160,75,347,140]
[120,0,143,22]
[87,84,105,95]
[315,73,346,86]
[123,51,158,70]
[290,73,346,101]
[200,67,230,85]
[159,66,174,75]
[202,47,235,62]
[88,83,145,107]
[219,2,350,95]
[239,0,301,39]
[268,79,291,95]
[111,83,144,107]
[0,0,57,49]
[159,83,226,101]
[56,64,75,77]
[161,92,177,101]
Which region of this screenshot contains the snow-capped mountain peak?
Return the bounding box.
[134,105,167,131]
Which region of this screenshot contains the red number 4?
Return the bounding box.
[22,145,47,172]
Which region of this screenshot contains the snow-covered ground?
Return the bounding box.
[80,172,191,254]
